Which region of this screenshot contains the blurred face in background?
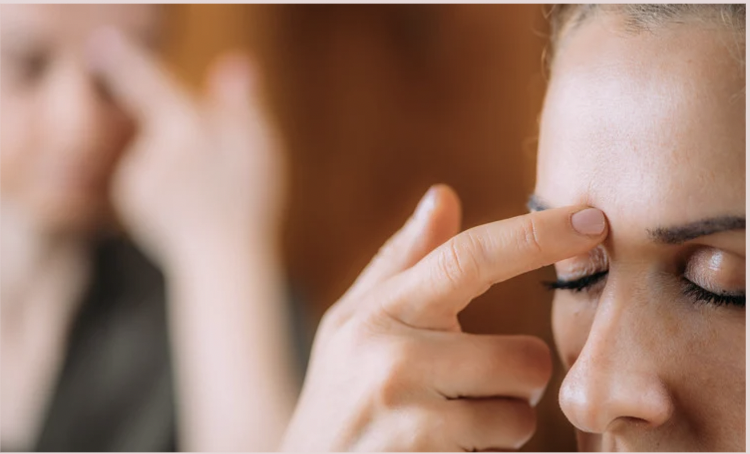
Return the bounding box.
[535,12,745,451]
[0,5,160,234]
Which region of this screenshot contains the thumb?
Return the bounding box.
[342,184,462,302]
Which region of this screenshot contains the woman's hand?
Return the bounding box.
[87,28,286,265]
[86,30,296,451]
[282,185,608,451]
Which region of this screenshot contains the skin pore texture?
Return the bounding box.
[534,12,745,451]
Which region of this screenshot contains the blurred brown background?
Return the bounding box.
[161,5,573,451]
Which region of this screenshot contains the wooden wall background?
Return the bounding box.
[161,5,575,451]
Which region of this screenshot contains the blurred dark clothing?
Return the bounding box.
[34,236,177,452]
[13,235,312,452]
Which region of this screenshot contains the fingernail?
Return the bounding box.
[414,186,438,221]
[571,208,606,236]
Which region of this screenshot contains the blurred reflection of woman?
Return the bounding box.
[1,5,299,451]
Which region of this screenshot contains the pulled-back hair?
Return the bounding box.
[544,4,746,74]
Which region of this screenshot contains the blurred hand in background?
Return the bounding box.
[1,5,296,452]
[88,28,288,267]
[86,27,296,451]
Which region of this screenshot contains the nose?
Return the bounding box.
[44,60,123,155]
[558,289,675,434]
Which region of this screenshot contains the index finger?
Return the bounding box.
[380,206,608,329]
[87,27,194,124]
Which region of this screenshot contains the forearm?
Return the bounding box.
[165,234,298,452]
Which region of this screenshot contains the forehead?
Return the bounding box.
[535,14,745,233]
[0,4,160,45]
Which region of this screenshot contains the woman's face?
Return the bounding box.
[0,5,159,234]
[534,14,745,451]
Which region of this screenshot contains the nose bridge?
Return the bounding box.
[44,58,108,151]
[559,281,674,434]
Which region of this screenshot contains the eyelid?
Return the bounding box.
[554,244,609,281]
[684,248,745,294]
[683,230,745,257]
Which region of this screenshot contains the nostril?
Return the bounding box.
[614,416,652,428]
[559,364,675,435]
[602,413,671,438]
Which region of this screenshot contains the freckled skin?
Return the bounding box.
[535,14,745,451]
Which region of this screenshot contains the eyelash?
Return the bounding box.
[681,278,746,308]
[543,271,746,308]
[543,270,608,293]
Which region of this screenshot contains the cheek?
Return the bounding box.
[0,93,38,196]
[675,309,745,432]
[551,293,595,369]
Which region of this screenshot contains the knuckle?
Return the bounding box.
[517,216,544,255]
[318,293,374,340]
[399,408,445,450]
[309,303,357,357]
[369,338,421,409]
[373,369,407,409]
[436,235,482,288]
[437,239,464,286]
[319,302,347,332]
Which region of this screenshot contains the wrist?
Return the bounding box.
[165,229,283,276]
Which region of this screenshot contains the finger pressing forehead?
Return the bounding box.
[87,27,193,125]
[379,206,608,330]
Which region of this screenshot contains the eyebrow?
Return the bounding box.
[526,194,746,244]
[648,217,746,244]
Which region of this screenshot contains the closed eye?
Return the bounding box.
[543,270,609,292]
